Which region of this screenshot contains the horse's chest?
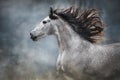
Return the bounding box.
[57,52,79,73]
[57,52,91,79]
[57,52,77,74]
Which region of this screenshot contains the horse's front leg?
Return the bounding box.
[64,75,74,80]
[55,53,63,79]
[56,53,62,73]
[56,53,74,80]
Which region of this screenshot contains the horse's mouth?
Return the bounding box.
[31,34,45,41]
[31,36,38,41]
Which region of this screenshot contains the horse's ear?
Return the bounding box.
[49,7,54,18]
[49,7,58,19]
[50,7,53,15]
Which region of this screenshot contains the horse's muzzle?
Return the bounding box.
[30,33,37,41]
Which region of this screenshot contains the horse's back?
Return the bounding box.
[81,43,120,80]
[105,43,120,58]
[97,43,120,80]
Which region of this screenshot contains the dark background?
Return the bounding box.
[0,0,120,80]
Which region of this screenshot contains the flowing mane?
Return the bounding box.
[52,7,105,43]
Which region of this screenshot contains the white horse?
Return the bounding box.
[30,7,120,80]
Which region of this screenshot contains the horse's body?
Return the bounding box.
[56,20,120,80]
[30,7,120,80]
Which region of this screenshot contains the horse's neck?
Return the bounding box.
[55,22,91,53]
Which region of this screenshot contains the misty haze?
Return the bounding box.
[0,0,120,80]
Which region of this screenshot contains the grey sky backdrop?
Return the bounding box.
[0,0,120,80]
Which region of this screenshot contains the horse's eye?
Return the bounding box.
[43,21,47,24]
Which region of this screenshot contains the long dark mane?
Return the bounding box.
[51,7,105,43]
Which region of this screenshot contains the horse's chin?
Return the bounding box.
[32,38,38,41]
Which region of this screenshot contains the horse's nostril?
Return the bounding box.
[30,33,33,36]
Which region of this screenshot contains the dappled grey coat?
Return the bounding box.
[30,7,120,80]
